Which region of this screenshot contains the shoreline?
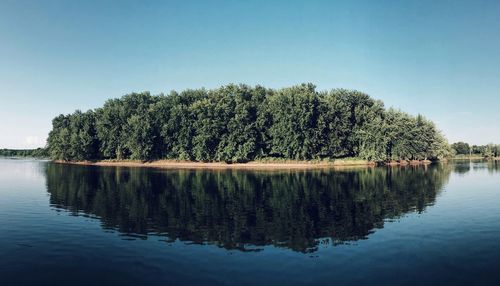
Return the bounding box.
[450,156,500,160]
[450,156,486,160]
[52,159,434,170]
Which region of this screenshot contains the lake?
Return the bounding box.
[1,159,500,285]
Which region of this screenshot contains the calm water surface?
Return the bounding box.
[1,159,500,285]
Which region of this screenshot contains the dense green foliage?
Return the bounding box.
[451,142,500,157]
[47,84,452,162]
[46,163,451,252]
[0,148,48,158]
[451,142,471,155]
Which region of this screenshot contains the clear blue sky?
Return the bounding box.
[1,0,499,148]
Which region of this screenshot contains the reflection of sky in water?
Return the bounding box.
[0,159,48,216]
[0,159,47,187]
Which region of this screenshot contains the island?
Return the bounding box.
[44,83,452,166]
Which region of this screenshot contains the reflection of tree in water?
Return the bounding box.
[45,164,451,253]
[485,160,500,174]
[452,160,500,175]
[453,162,472,174]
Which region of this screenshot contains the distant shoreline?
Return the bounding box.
[451,156,500,160]
[52,159,436,170]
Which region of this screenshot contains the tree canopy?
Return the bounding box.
[47,84,452,162]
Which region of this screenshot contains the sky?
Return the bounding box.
[1,0,499,148]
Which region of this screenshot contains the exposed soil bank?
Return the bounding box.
[53,159,435,170]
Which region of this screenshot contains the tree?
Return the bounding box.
[264,83,321,160]
[451,142,470,155]
[47,114,72,161]
[214,84,265,162]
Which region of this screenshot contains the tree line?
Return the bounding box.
[0,148,48,158]
[47,83,452,162]
[451,142,500,158]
